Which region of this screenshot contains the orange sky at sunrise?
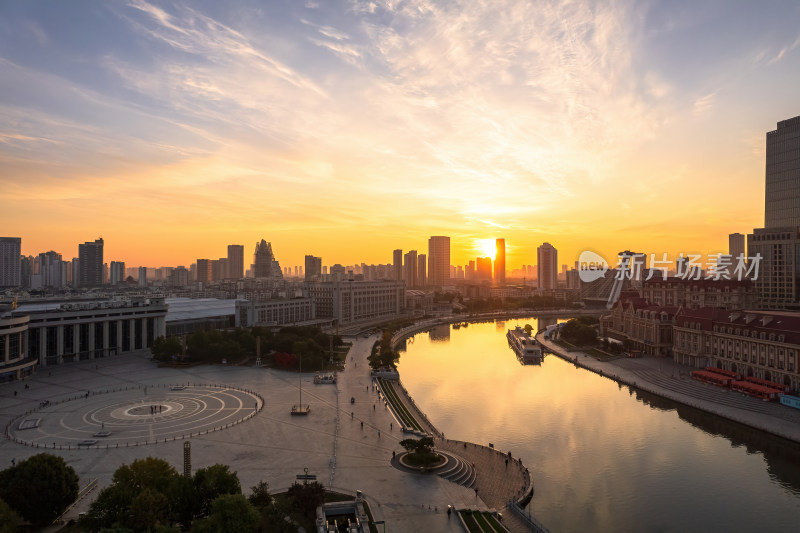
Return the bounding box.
[3,1,798,270]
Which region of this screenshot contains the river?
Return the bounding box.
[395,318,800,533]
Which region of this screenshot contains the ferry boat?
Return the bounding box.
[507,326,543,364]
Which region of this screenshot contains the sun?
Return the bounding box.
[475,239,496,261]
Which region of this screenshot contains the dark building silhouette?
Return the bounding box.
[78,238,103,287]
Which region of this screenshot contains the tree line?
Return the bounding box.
[150,326,343,370]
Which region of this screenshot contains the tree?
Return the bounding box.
[523,324,533,335]
[286,482,325,518]
[193,494,260,533]
[0,498,21,533]
[0,453,79,526]
[193,464,241,517]
[150,336,182,361]
[248,481,273,511]
[84,457,181,531]
[560,319,597,346]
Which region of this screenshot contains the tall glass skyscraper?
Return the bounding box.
[765,116,800,228]
[427,236,450,287]
[749,115,800,310]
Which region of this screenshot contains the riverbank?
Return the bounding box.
[536,333,800,444]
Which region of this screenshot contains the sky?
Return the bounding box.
[2,0,799,271]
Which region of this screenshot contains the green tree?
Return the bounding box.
[0,453,79,526]
[150,336,182,361]
[193,494,259,533]
[193,464,241,517]
[0,498,21,533]
[84,457,181,531]
[286,481,325,518]
[248,481,273,511]
[560,319,597,345]
[129,488,169,531]
[523,324,533,335]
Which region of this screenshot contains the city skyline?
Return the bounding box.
[2,2,800,267]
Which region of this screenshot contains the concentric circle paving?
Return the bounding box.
[7,385,261,449]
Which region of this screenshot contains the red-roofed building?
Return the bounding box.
[673,308,800,394]
[602,290,678,356]
[641,277,756,310]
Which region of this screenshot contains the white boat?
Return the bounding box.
[507,326,543,364]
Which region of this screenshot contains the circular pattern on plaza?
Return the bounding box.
[6,384,262,449]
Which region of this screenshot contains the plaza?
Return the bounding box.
[0,336,508,531]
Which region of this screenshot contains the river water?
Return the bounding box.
[395,318,800,533]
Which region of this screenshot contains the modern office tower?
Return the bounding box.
[196,259,212,283]
[729,233,746,260]
[404,250,418,287]
[566,268,580,289]
[495,239,505,285]
[476,257,492,280]
[227,245,244,279]
[456,265,464,279]
[428,236,450,286]
[20,255,33,288]
[138,267,147,287]
[466,260,475,280]
[749,115,800,309]
[252,239,282,279]
[0,237,21,287]
[764,116,800,228]
[417,254,427,286]
[393,249,403,281]
[330,264,346,281]
[213,258,228,281]
[169,266,189,286]
[78,238,103,287]
[305,255,322,281]
[37,251,64,288]
[110,261,125,285]
[71,258,80,285]
[537,242,558,290]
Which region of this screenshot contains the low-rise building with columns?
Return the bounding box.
[9,296,167,368]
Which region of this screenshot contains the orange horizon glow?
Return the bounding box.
[1,1,793,271]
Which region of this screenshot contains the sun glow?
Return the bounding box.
[475,239,497,261]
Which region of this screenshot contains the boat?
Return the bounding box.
[507,326,543,365]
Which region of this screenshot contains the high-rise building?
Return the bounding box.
[196,259,212,283]
[110,261,125,285]
[227,245,244,279]
[38,251,64,288]
[749,116,800,310]
[476,257,492,280]
[78,238,103,287]
[729,233,746,260]
[495,239,505,285]
[305,255,322,281]
[537,242,558,290]
[138,266,148,287]
[393,249,403,282]
[428,236,450,286]
[765,116,800,228]
[252,240,282,279]
[0,237,21,287]
[404,250,418,287]
[417,254,427,286]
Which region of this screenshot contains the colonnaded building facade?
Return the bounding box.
[672,308,800,393]
[0,296,167,380]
